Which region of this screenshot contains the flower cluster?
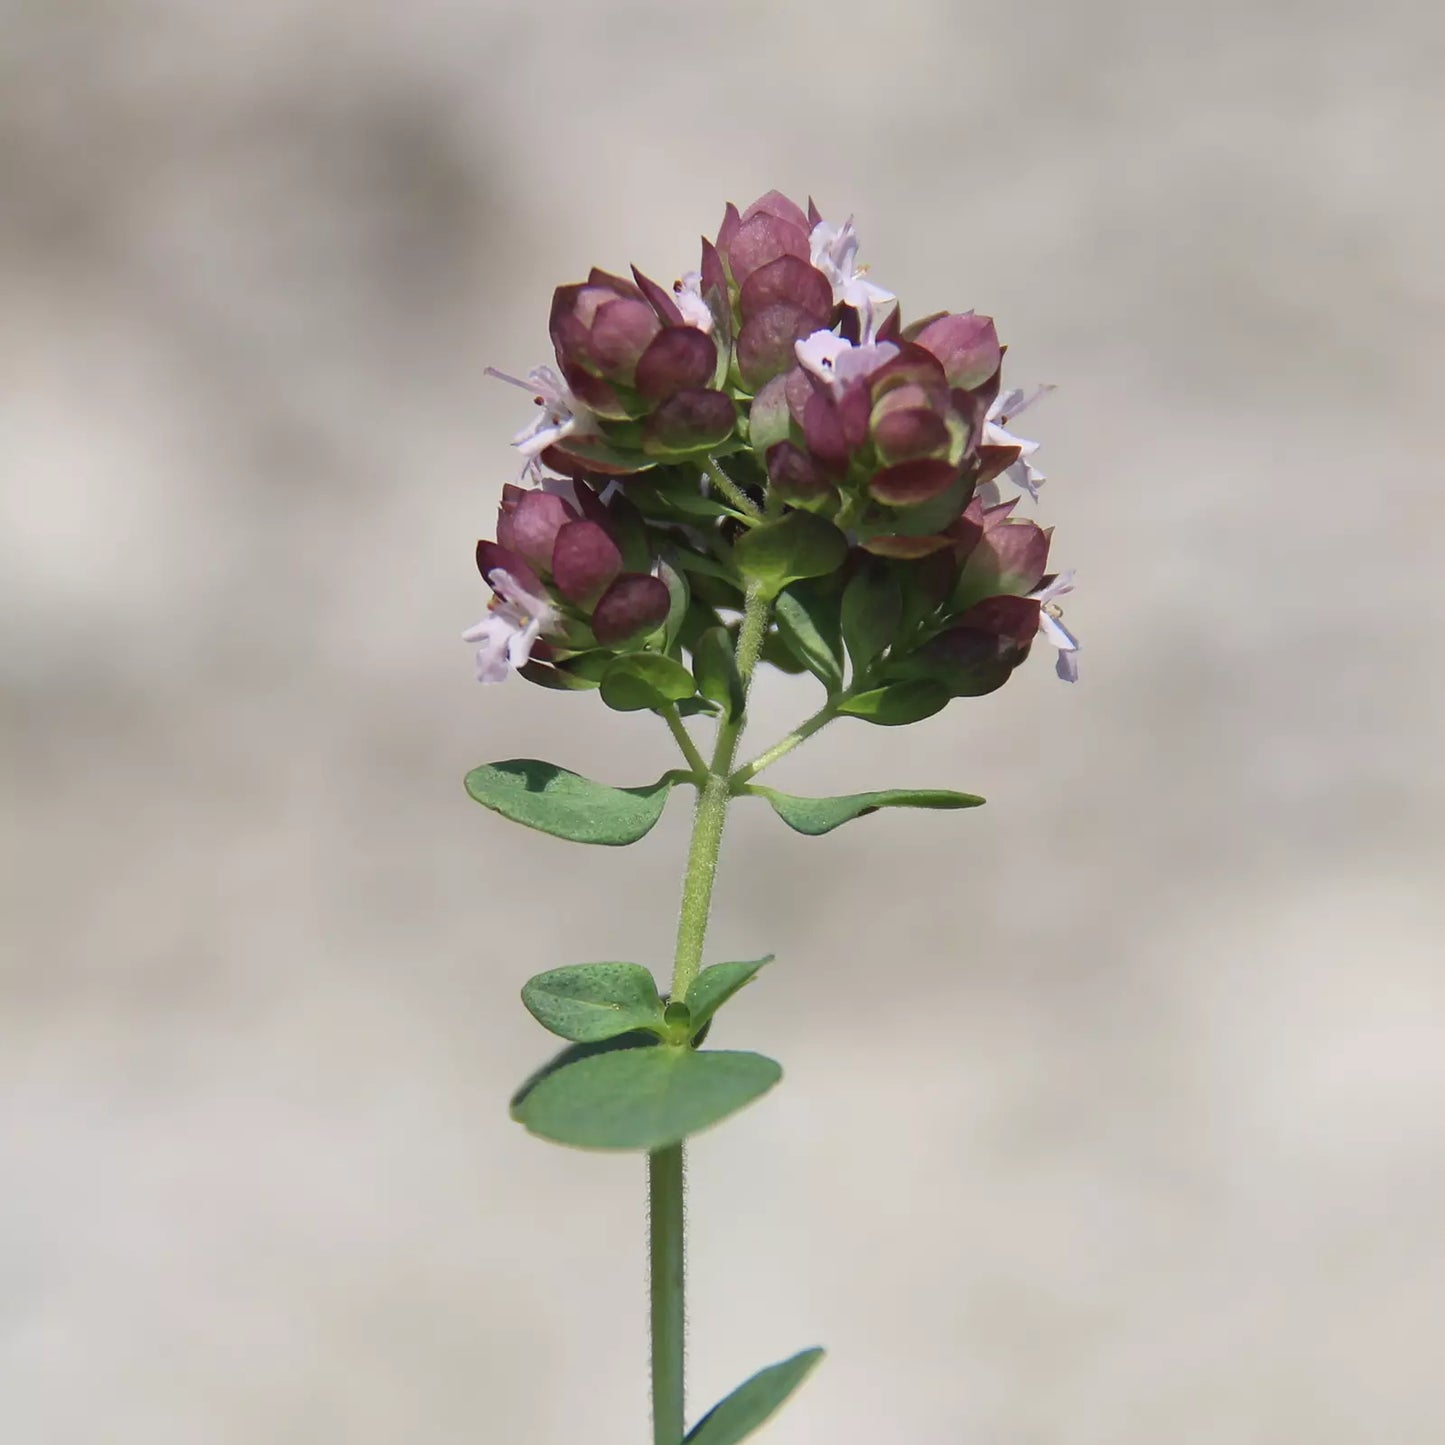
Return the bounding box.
[466,191,1078,705]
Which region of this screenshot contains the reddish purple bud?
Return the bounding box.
[641,388,737,455]
[586,266,646,301]
[738,255,833,323]
[973,444,1023,488]
[802,392,850,473]
[550,520,623,605]
[875,307,903,343]
[727,214,811,285]
[869,458,960,505]
[507,491,574,574]
[591,573,671,647]
[907,617,1032,697]
[955,517,1050,601]
[740,189,811,233]
[716,203,742,259]
[783,365,813,427]
[837,379,873,450]
[913,312,1002,390]
[873,408,951,462]
[631,266,685,326]
[736,303,819,390]
[806,196,824,228]
[634,327,718,403]
[587,297,661,381]
[475,540,544,598]
[766,441,830,502]
[700,237,728,302]
[954,594,1042,646]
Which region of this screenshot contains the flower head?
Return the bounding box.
[809,215,895,341]
[1028,570,1080,681]
[984,385,1054,501]
[486,365,594,465]
[463,567,558,684]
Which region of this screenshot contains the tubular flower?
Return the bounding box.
[807,213,895,342]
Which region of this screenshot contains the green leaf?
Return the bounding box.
[516,660,598,691]
[513,1046,782,1151]
[774,582,844,690]
[521,963,667,1043]
[465,760,687,845]
[734,513,848,598]
[692,626,745,721]
[835,680,950,726]
[744,783,984,836]
[840,563,903,677]
[684,957,773,1035]
[658,558,691,653]
[686,1348,825,1445]
[600,652,699,712]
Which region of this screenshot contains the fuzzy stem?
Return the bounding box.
[703,455,762,520]
[730,697,844,785]
[661,704,709,779]
[650,579,774,1444]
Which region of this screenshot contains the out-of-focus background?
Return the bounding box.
[4,2,1442,1441]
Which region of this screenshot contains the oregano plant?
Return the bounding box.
[464,189,1078,1444]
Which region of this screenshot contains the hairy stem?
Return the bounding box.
[730,697,844,785]
[703,455,762,520]
[650,580,774,1445]
[661,704,709,779]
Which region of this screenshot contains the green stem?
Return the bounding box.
[649,1144,686,1445]
[661,704,709,779]
[649,580,774,1445]
[703,455,762,520]
[730,697,843,785]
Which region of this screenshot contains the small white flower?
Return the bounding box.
[984,385,1054,501]
[794,329,899,394]
[462,568,558,685]
[1028,570,1079,682]
[809,217,895,342]
[672,272,714,333]
[486,365,594,463]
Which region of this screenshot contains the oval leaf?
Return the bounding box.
[600,652,699,712]
[686,1348,825,1445]
[684,957,773,1036]
[692,626,746,721]
[513,1046,782,1151]
[734,513,848,598]
[465,759,686,845]
[744,784,985,836]
[840,563,903,676]
[773,583,844,690]
[522,963,667,1043]
[835,680,950,726]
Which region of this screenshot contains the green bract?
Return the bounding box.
[601,653,699,712]
[733,513,849,598]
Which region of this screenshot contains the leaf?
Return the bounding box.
[684,957,773,1035]
[465,760,687,845]
[774,583,844,690]
[686,1348,825,1445]
[521,963,667,1043]
[744,784,984,836]
[835,680,950,726]
[733,513,849,598]
[692,626,746,721]
[512,1046,782,1151]
[658,558,691,653]
[840,563,903,676]
[509,1033,659,1115]
[600,652,699,712]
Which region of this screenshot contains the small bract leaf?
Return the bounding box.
[840,563,903,677]
[692,626,746,721]
[774,583,844,690]
[745,784,984,835]
[658,557,691,652]
[521,963,667,1043]
[686,1347,825,1445]
[733,513,848,598]
[835,680,950,726]
[600,652,699,712]
[684,957,773,1035]
[465,760,686,845]
[513,1046,782,1151]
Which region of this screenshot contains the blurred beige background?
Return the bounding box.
[4,1,1443,1441]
